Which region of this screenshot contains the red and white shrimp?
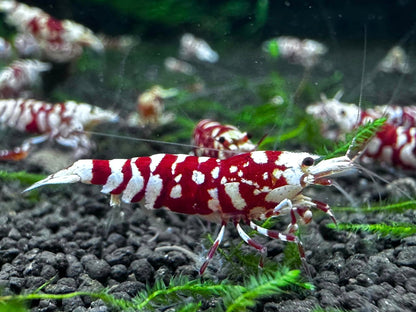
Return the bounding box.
[0,36,13,59]
[0,59,51,98]
[179,33,219,63]
[127,85,178,127]
[262,36,328,68]
[97,33,138,51]
[0,0,103,62]
[164,57,195,76]
[192,119,257,159]
[0,98,118,160]
[25,150,354,274]
[378,46,410,74]
[306,91,416,169]
[13,33,41,58]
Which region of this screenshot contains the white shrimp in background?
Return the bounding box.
[307,91,416,169]
[179,33,219,63]
[0,98,119,160]
[0,0,103,62]
[0,59,51,98]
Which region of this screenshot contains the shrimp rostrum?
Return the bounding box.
[25,150,355,274]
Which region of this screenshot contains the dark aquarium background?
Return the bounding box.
[10,0,416,40]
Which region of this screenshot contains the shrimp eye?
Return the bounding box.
[246,132,252,139]
[218,136,226,143]
[302,157,314,167]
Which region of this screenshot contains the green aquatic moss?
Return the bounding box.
[0,170,46,185]
[327,222,416,239]
[0,268,312,312]
[321,117,386,159]
[332,200,416,214]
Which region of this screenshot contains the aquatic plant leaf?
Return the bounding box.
[332,200,416,213]
[0,267,312,311]
[0,299,28,312]
[225,269,313,312]
[322,117,386,159]
[267,39,279,58]
[0,170,47,185]
[327,222,416,238]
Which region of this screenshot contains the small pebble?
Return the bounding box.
[130,259,155,283]
[81,255,111,283]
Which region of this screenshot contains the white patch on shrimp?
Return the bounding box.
[0,99,15,124]
[18,105,34,129]
[224,182,246,210]
[265,185,301,204]
[400,140,416,166]
[47,110,61,130]
[122,158,144,203]
[192,170,205,185]
[174,174,182,183]
[211,128,220,137]
[203,121,220,129]
[198,157,210,164]
[380,146,393,163]
[101,159,125,193]
[5,101,23,127]
[144,174,163,209]
[241,178,258,187]
[36,110,48,132]
[171,154,188,174]
[272,168,283,180]
[275,152,316,167]
[207,188,220,211]
[71,159,94,182]
[396,128,408,146]
[366,137,382,156]
[211,166,219,179]
[229,166,238,173]
[149,154,165,172]
[251,151,268,164]
[170,184,182,198]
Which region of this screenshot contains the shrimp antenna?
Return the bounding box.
[255,133,268,149]
[84,130,229,154]
[357,25,367,113]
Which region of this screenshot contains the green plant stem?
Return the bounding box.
[327,222,416,238]
[0,292,134,310]
[332,200,416,213]
[135,283,235,310]
[226,270,312,312]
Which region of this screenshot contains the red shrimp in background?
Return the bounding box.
[192,119,257,159]
[0,98,118,160]
[307,91,416,169]
[0,59,51,98]
[0,0,103,62]
[127,85,178,127]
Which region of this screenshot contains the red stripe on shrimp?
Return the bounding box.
[111,159,133,195]
[91,160,111,184]
[131,157,152,202]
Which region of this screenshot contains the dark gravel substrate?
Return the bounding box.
[1,10,416,310]
[1,169,416,311]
